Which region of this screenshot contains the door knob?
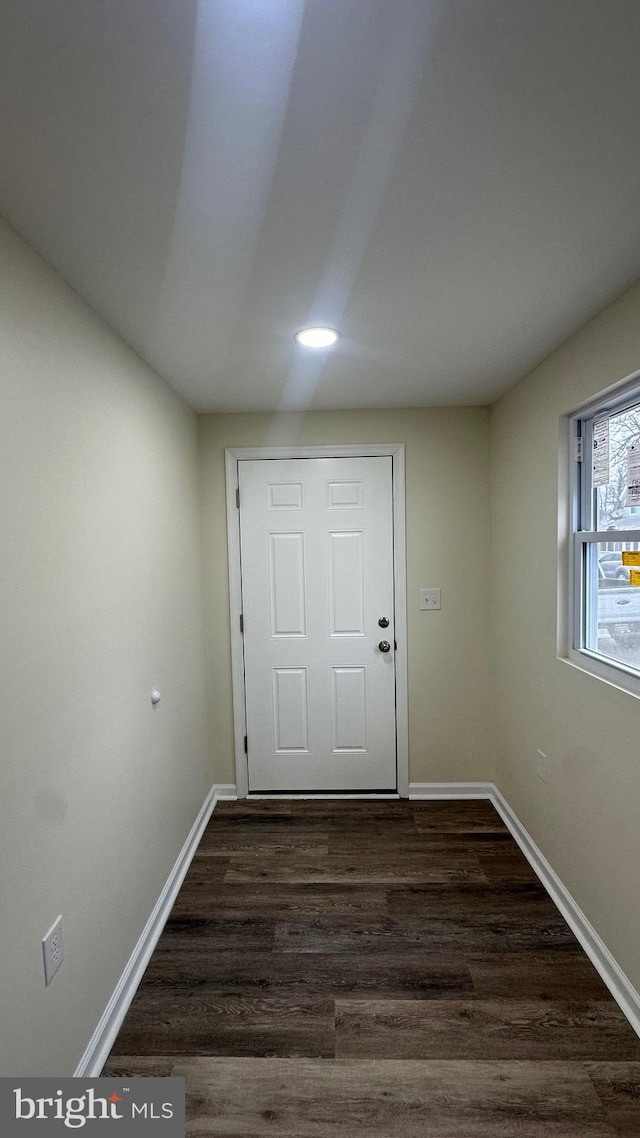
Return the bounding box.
[378,640,391,653]
[378,616,390,628]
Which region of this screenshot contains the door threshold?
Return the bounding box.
[247,791,400,799]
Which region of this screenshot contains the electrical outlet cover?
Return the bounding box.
[42,915,65,985]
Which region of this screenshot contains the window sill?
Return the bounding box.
[563,647,640,700]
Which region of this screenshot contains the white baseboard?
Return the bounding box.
[489,784,640,1040]
[215,783,238,800]
[74,783,227,1077]
[409,781,493,799]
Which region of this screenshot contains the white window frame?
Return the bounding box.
[569,367,640,698]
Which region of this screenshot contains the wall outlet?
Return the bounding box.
[419,588,441,610]
[536,748,547,783]
[42,915,65,985]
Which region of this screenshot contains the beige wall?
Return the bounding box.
[491,278,640,994]
[199,408,493,787]
[0,220,212,1076]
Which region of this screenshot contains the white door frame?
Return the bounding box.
[225,443,409,799]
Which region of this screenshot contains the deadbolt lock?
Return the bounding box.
[378,616,390,628]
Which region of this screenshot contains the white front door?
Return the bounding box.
[238,456,397,792]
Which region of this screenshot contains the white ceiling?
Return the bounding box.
[1,0,640,412]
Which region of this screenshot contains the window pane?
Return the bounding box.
[591,542,640,670]
[596,402,640,532]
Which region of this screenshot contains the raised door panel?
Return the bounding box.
[328,531,365,637]
[273,667,310,753]
[330,666,367,753]
[268,532,307,638]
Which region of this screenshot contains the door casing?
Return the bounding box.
[225,443,409,798]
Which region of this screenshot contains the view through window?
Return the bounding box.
[576,395,640,678]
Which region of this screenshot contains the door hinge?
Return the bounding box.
[244,735,248,754]
[239,613,244,634]
[573,435,584,462]
[236,487,240,508]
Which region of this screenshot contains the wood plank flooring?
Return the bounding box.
[103,799,640,1135]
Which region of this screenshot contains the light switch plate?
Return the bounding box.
[419,588,441,610]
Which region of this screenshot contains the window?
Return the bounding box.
[570,372,640,693]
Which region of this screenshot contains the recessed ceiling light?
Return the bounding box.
[294,326,340,348]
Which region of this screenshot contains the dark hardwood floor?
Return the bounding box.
[103,799,640,1135]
